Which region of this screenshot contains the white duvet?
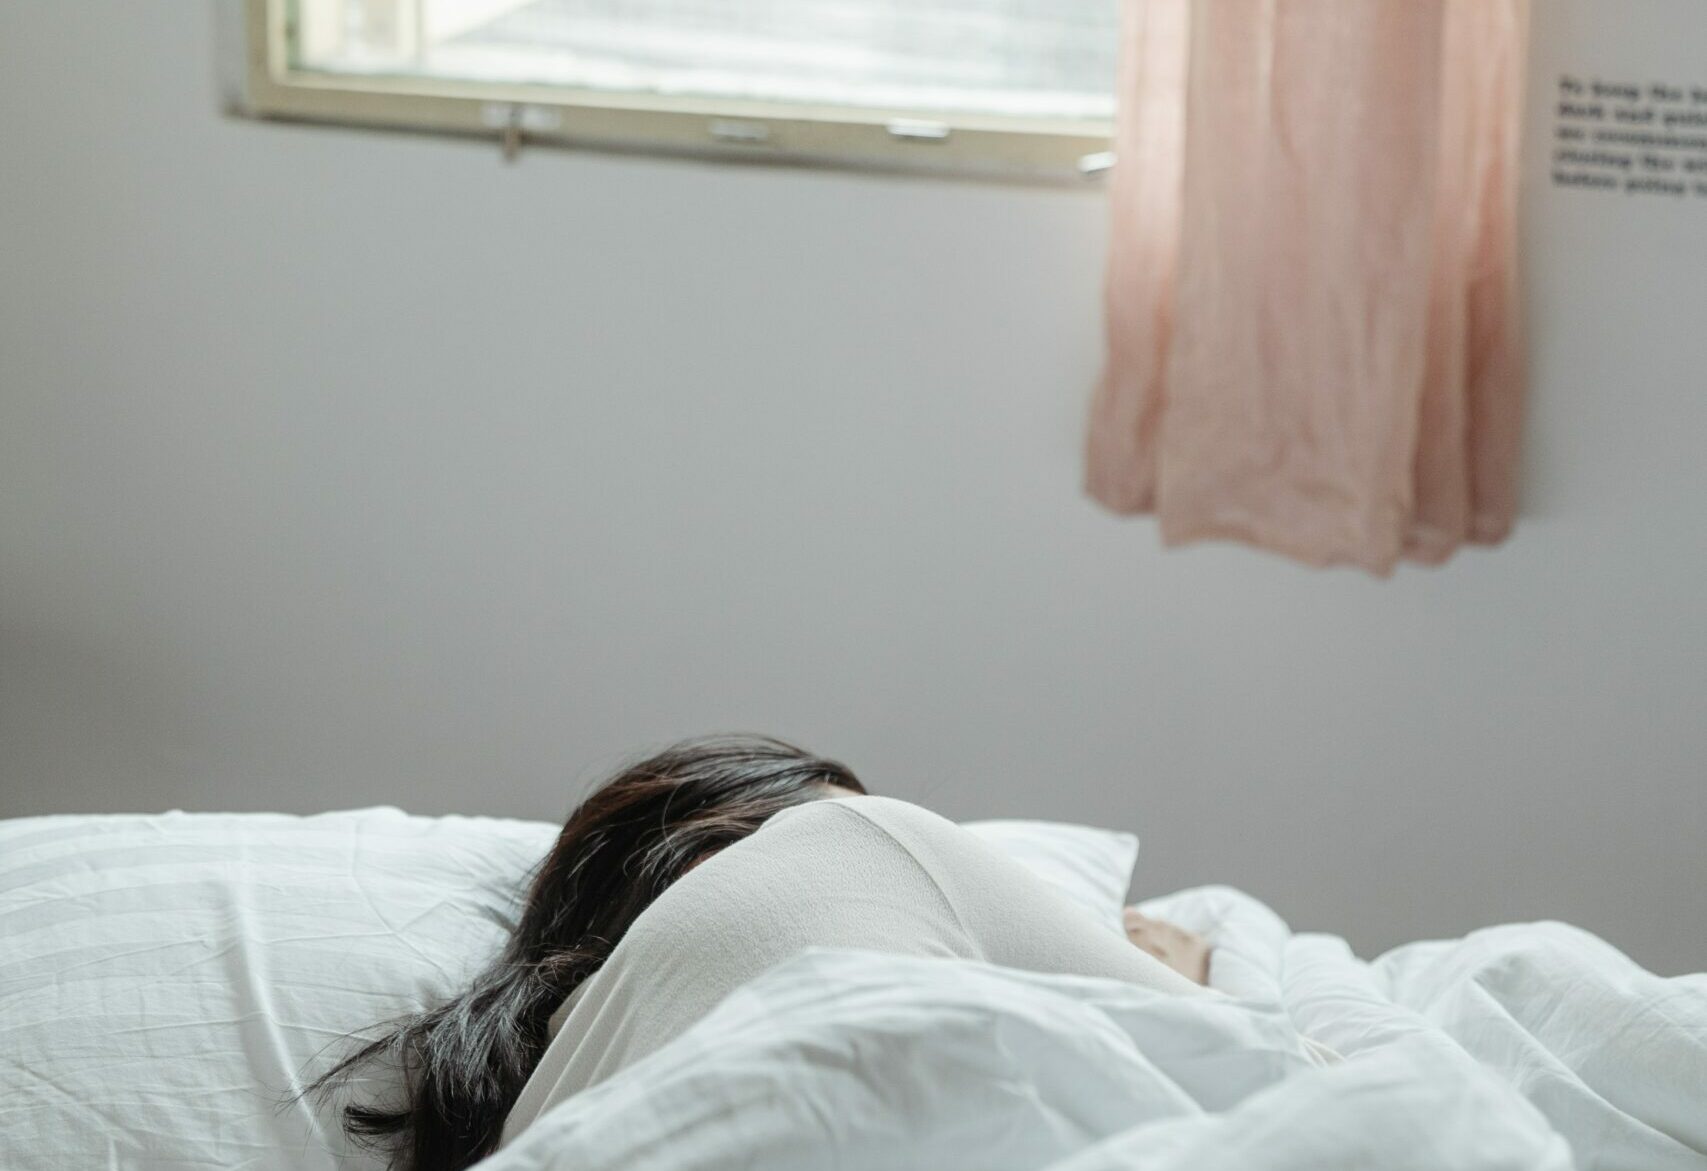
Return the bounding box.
[479,886,1707,1171]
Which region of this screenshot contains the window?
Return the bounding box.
[243,0,1117,178]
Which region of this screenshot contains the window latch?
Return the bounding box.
[1078,151,1116,177]
[482,103,563,162]
[709,119,771,145]
[886,118,951,143]
[501,105,523,162]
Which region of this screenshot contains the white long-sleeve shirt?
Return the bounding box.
[498,794,1207,1149]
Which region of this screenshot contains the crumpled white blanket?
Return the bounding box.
[475,886,1706,1171]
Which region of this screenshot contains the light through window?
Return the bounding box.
[293,0,1119,121]
[246,0,1119,176]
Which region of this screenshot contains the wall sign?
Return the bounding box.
[1552,73,1707,201]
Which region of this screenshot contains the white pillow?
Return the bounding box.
[0,805,1137,1171]
[0,807,555,1171]
[961,819,1139,934]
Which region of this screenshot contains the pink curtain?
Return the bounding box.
[1086,0,1531,575]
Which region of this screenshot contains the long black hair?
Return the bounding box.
[302,734,864,1171]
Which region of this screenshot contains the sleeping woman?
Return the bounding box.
[306,734,1216,1171]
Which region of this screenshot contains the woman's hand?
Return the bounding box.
[1123,907,1212,986]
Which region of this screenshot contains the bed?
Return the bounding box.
[3,807,1703,1170]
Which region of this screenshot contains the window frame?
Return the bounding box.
[240,0,1115,181]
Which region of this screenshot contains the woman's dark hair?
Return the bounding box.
[302,734,863,1171]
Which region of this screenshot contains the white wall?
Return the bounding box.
[2,1,1703,974]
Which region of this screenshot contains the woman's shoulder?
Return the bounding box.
[773,793,953,834]
[674,795,931,887]
[768,795,979,865]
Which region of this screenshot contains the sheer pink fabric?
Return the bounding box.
[1086,0,1530,575]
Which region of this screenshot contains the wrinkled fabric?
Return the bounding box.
[474,948,1558,1171]
[476,888,1705,1171]
[1087,0,1530,575]
[1140,886,1707,1171]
